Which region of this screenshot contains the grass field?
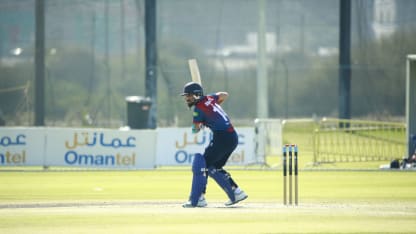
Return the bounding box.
[0,169,415,234]
[1,120,415,233]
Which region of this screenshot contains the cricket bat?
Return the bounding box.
[188,59,202,85]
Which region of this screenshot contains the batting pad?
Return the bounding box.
[208,167,236,202]
[190,153,207,206]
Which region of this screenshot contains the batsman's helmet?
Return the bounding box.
[181,82,203,97]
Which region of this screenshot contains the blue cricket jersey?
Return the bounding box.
[193,94,234,132]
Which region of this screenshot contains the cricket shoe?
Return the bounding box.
[225,189,248,206]
[182,197,207,208]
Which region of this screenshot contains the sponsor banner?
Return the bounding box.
[156,127,255,166]
[45,128,156,169]
[0,127,46,166]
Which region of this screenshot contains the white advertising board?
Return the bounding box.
[0,127,46,166]
[156,127,255,166]
[1,127,156,169]
[2,126,255,168]
[45,128,156,169]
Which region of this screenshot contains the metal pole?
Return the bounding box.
[282,60,288,119]
[120,0,126,80]
[35,0,45,126]
[339,0,351,121]
[257,0,268,118]
[145,0,157,129]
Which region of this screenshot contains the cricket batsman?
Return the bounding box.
[180,82,248,208]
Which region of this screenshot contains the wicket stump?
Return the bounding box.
[282,144,298,206]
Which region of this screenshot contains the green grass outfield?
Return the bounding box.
[0,169,415,234]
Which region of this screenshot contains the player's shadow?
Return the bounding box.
[212,205,245,209]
